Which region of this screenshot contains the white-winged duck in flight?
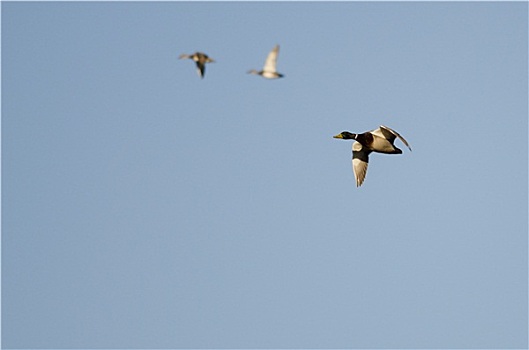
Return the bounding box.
[248,45,284,79]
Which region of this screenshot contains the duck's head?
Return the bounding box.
[333,131,357,140]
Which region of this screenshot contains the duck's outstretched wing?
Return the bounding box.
[195,62,205,78]
[352,141,371,187]
[263,45,279,73]
[378,125,412,151]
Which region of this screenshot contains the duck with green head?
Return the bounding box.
[333,125,412,187]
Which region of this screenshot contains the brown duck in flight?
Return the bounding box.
[179,52,215,79]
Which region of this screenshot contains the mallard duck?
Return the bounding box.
[179,52,215,79]
[247,45,284,79]
[333,125,412,187]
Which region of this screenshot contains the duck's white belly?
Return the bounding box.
[262,71,279,79]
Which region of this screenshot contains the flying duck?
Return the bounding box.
[333,125,412,187]
[247,45,284,79]
[179,52,215,79]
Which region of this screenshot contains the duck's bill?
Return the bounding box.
[333,134,344,139]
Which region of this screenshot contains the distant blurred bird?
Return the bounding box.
[248,45,284,79]
[333,125,412,187]
[179,52,215,79]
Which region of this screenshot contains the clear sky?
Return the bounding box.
[2,1,527,349]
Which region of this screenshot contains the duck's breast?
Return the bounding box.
[261,71,279,79]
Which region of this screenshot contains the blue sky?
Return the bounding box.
[2,1,527,349]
